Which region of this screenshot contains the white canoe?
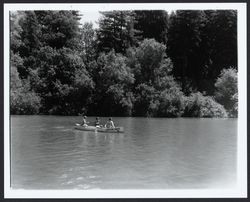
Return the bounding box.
[74,124,124,133]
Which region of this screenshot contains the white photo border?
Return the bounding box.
[4,3,247,198]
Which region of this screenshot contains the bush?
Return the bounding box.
[156,84,185,117]
[184,92,228,118]
[10,81,41,114]
[133,83,157,116]
[10,62,41,115]
[230,92,238,117]
[215,68,238,117]
[133,75,185,117]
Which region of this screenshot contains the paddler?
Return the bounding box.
[105,117,115,128]
[95,117,102,128]
[81,115,89,127]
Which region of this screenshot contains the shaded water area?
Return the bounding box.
[11,116,237,189]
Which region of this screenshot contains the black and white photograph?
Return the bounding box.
[4,3,247,198]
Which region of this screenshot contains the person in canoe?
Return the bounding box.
[81,115,89,127]
[95,117,102,128]
[105,117,115,129]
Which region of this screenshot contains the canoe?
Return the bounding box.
[74,124,124,133]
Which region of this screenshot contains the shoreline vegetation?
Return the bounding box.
[10,10,237,118]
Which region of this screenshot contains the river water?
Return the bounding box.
[10,116,237,189]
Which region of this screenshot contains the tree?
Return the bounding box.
[34,46,93,115]
[127,39,183,117]
[10,11,41,79]
[215,68,237,117]
[204,10,237,79]
[167,10,207,93]
[133,83,157,116]
[97,11,138,53]
[18,11,41,57]
[10,52,23,91]
[10,11,23,53]
[93,51,135,116]
[127,38,169,85]
[71,67,95,115]
[79,22,97,64]
[10,53,41,114]
[134,10,169,44]
[10,10,93,115]
[35,11,81,49]
[167,10,237,94]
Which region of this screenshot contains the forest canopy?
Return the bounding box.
[10,10,238,117]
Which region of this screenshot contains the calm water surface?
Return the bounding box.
[11,116,237,189]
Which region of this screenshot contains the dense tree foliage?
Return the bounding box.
[34,47,94,115]
[168,11,207,93]
[126,39,183,116]
[10,10,238,117]
[10,12,23,53]
[134,10,169,44]
[97,11,138,53]
[127,39,169,85]
[204,11,237,76]
[35,11,81,49]
[92,51,134,116]
[183,92,228,118]
[215,68,238,117]
[10,51,41,114]
[79,22,97,63]
[167,10,237,94]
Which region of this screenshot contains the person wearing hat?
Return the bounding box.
[81,115,89,127]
